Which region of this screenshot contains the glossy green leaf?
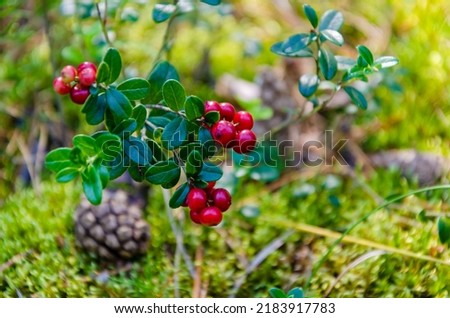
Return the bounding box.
[204,111,220,124]
[117,78,151,100]
[81,165,103,205]
[299,74,319,98]
[198,162,222,182]
[269,288,287,298]
[336,56,356,71]
[162,79,185,111]
[357,45,374,66]
[271,41,314,58]
[320,29,344,46]
[145,159,181,185]
[96,62,110,84]
[102,47,122,84]
[374,56,399,69]
[107,155,128,180]
[55,167,79,183]
[106,88,133,122]
[319,48,338,80]
[146,61,180,104]
[94,133,121,161]
[73,134,98,157]
[152,4,176,23]
[186,150,203,177]
[112,118,138,135]
[98,165,110,188]
[85,93,106,125]
[147,139,166,162]
[132,105,147,131]
[45,148,74,173]
[318,9,344,31]
[198,126,217,158]
[438,217,450,245]
[303,4,318,28]
[201,0,221,5]
[343,86,367,110]
[124,136,152,166]
[185,95,205,121]
[128,164,148,182]
[287,287,304,298]
[161,117,188,150]
[169,182,190,209]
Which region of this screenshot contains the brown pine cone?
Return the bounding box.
[74,190,150,260]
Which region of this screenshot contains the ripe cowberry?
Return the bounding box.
[233,111,254,131]
[211,120,237,148]
[70,84,90,104]
[78,67,96,86]
[199,207,223,226]
[219,102,236,122]
[204,100,221,114]
[211,188,232,212]
[61,65,77,84]
[233,129,257,154]
[189,210,202,224]
[53,77,71,95]
[186,188,208,212]
[77,62,97,74]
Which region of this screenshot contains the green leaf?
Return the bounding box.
[186,150,203,177]
[145,159,181,185]
[287,287,304,298]
[128,164,148,182]
[319,48,338,80]
[270,33,314,58]
[146,61,180,104]
[269,288,287,298]
[162,79,185,111]
[96,62,110,84]
[374,56,399,69]
[318,9,344,31]
[124,136,153,166]
[84,93,107,125]
[199,126,217,158]
[336,56,356,71]
[102,47,122,84]
[169,182,190,209]
[201,0,221,5]
[112,118,138,135]
[357,45,374,66]
[152,3,176,23]
[204,111,220,124]
[132,105,148,131]
[299,74,319,98]
[303,4,318,28]
[320,29,344,46]
[98,165,110,188]
[161,117,188,150]
[147,139,166,162]
[343,86,368,110]
[198,162,222,182]
[106,155,128,180]
[117,78,150,101]
[45,148,74,173]
[271,41,314,58]
[106,88,133,122]
[82,165,103,205]
[185,96,205,121]
[438,217,450,245]
[73,135,98,157]
[56,167,79,183]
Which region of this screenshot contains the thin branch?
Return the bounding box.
[144,104,187,118]
[96,1,113,47]
[154,2,179,64]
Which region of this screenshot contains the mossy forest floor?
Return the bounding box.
[1,168,449,297]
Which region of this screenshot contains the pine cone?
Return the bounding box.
[74,190,150,260]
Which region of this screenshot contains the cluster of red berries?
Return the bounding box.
[52,62,97,105]
[204,101,257,154]
[185,182,231,226]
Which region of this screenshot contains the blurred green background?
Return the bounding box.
[1,0,450,297]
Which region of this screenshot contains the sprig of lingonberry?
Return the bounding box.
[53,62,97,104]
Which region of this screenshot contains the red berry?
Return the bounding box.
[53,77,71,95]
[186,188,207,212]
[211,120,237,148]
[211,188,232,212]
[204,101,221,114]
[77,61,97,74]
[199,207,223,226]
[189,210,202,224]
[61,65,77,84]
[233,129,257,154]
[78,67,96,87]
[233,111,254,131]
[219,102,236,121]
[70,84,90,105]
